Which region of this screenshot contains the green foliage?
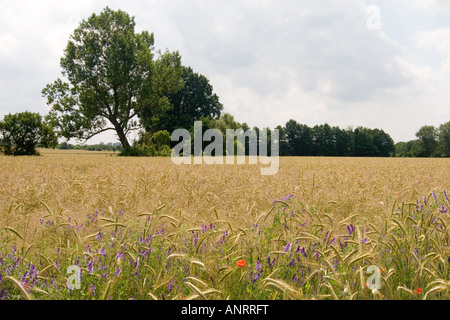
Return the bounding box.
[437,121,450,157]
[153,66,223,134]
[151,130,171,149]
[394,121,449,158]
[278,121,394,157]
[119,144,152,157]
[42,7,183,150]
[415,125,438,157]
[0,111,57,156]
[285,120,313,156]
[137,51,184,133]
[120,130,172,157]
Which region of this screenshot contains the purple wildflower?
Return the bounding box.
[283,243,291,252]
[346,224,355,235]
[431,215,437,224]
[362,238,368,244]
[268,256,276,267]
[281,194,293,201]
[13,257,21,269]
[255,260,263,272]
[139,248,151,258]
[440,205,448,213]
[193,232,199,246]
[89,283,96,296]
[444,190,449,203]
[252,272,261,283]
[95,229,102,241]
[300,247,307,258]
[300,219,309,227]
[87,258,94,274]
[115,267,122,277]
[323,231,330,243]
[145,235,153,244]
[220,230,228,245]
[202,224,207,233]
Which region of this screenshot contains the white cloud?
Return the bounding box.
[415,28,450,56]
[414,28,450,74]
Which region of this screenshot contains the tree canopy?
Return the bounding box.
[150,65,223,134]
[0,111,57,155]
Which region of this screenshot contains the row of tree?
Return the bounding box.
[276,121,395,157]
[58,141,123,152]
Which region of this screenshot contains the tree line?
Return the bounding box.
[394,122,450,158]
[276,121,394,157]
[58,141,123,152]
[0,7,448,158]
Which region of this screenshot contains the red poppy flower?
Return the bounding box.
[236,260,246,267]
[414,287,422,294]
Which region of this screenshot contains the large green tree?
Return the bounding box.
[153,66,223,134]
[0,111,57,156]
[437,121,450,157]
[415,125,438,157]
[42,7,183,150]
[371,128,395,157]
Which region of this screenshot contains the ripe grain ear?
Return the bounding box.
[4,276,33,300]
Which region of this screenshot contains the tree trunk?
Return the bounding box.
[117,129,131,150]
[111,119,131,150]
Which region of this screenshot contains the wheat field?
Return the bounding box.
[0,149,449,300]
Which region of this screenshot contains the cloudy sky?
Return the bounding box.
[1,0,450,144]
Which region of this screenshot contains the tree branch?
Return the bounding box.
[83,127,116,141]
[124,126,141,135]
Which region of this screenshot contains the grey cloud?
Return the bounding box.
[165,1,411,104]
